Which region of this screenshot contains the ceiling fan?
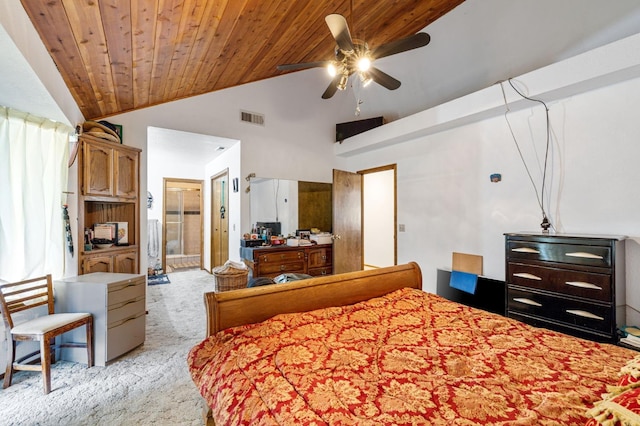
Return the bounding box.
[277,14,431,99]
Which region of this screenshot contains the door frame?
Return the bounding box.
[162,178,204,273]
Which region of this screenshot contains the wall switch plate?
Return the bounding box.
[399,224,405,232]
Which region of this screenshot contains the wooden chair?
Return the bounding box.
[0,274,93,394]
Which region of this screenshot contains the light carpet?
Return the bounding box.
[3,268,217,426]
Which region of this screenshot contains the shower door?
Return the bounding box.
[163,179,203,272]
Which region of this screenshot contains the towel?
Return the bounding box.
[148,219,160,258]
[449,270,478,294]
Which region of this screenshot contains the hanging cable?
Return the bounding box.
[500,79,553,232]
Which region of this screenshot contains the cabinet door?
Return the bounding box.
[114,251,138,274]
[115,148,138,199]
[84,143,113,196]
[308,247,332,268]
[83,255,114,273]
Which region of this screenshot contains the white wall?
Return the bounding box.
[340,76,640,324]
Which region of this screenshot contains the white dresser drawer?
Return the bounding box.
[107,313,145,362]
[108,277,145,306]
[108,297,145,326]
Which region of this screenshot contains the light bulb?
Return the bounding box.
[327,63,337,77]
[357,57,371,72]
[359,72,373,87]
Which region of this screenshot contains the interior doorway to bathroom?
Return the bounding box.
[162,178,203,272]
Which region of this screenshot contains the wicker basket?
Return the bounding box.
[213,266,249,292]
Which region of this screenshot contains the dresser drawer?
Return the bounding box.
[507,262,612,302]
[259,260,306,275]
[258,250,305,263]
[308,266,332,277]
[507,241,611,268]
[108,277,145,306]
[107,313,145,361]
[507,287,613,334]
[107,297,145,326]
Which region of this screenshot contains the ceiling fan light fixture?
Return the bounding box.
[337,73,349,91]
[357,56,371,72]
[359,72,373,87]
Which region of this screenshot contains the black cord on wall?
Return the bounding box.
[500,78,553,232]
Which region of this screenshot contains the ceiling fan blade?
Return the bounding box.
[277,61,330,72]
[368,67,401,90]
[321,74,343,99]
[325,14,355,52]
[372,32,431,60]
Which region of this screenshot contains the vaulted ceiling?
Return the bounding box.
[19,0,464,120]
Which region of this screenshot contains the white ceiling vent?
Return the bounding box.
[240,110,265,126]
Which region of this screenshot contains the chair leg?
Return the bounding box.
[3,339,16,389]
[49,337,56,365]
[40,338,52,394]
[85,318,94,368]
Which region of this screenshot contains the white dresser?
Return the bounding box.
[55,272,146,366]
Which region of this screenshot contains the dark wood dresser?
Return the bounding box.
[505,233,626,343]
[241,244,333,278]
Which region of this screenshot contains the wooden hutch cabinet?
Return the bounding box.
[78,135,141,275]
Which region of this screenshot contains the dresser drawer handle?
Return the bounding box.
[565,252,603,260]
[565,281,603,290]
[513,297,542,307]
[513,273,542,280]
[512,247,540,254]
[566,309,604,321]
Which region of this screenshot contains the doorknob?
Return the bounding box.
[333,234,341,240]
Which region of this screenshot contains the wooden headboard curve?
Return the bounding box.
[204,262,422,336]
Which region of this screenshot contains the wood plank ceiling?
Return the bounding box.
[20,0,464,120]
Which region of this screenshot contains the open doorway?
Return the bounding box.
[332,165,396,273]
[163,178,203,272]
[362,165,396,269]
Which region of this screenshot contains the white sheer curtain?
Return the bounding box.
[0,106,73,282]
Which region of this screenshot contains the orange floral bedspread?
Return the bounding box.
[188,288,635,425]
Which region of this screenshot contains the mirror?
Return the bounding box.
[250,178,332,236]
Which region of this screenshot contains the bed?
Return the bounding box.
[188,262,640,425]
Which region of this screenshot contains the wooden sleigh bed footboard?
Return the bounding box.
[203,262,422,336]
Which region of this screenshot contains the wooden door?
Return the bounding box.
[332,169,362,274]
[83,255,113,273]
[115,148,138,199]
[83,142,113,196]
[211,171,229,269]
[114,251,138,273]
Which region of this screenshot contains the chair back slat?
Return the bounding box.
[0,275,54,329]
